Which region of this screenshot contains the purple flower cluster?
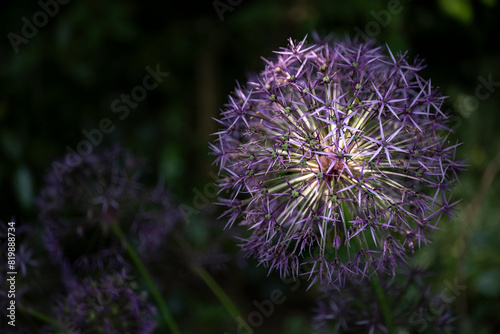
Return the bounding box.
[312,268,454,333]
[211,35,464,285]
[53,270,157,334]
[37,146,178,273]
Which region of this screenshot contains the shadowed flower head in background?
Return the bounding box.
[312,267,455,333]
[37,146,179,274]
[211,35,465,286]
[52,270,157,334]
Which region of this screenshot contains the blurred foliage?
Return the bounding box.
[1,0,499,333]
[438,0,474,23]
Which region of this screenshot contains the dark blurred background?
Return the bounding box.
[1,0,499,333]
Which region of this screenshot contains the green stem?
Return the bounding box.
[190,263,242,323]
[112,223,180,334]
[370,275,395,332]
[18,304,61,330]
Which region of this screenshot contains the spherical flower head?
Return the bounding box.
[37,146,179,273]
[211,35,464,285]
[312,267,455,333]
[53,270,157,334]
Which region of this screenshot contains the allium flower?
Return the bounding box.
[312,267,455,333]
[211,35,464,285]
[53,270,156,334]
[37,146,179,273]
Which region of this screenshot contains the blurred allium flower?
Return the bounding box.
[211,36,464,285]
[37,146,179,273]
[54,270,156,334]
[312,268,455,333]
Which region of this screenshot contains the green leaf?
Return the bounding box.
[474,268,500,298]
[13,165,34,210]
[159,144,184,185]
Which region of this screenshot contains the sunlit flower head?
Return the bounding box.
[211,35,464,285]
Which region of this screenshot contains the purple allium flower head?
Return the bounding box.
[53,270,157,334]
[211,35,464,285]
[37,146,179,273]
[312,267,455,333]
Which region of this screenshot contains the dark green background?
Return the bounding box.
[1,0,499,333]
